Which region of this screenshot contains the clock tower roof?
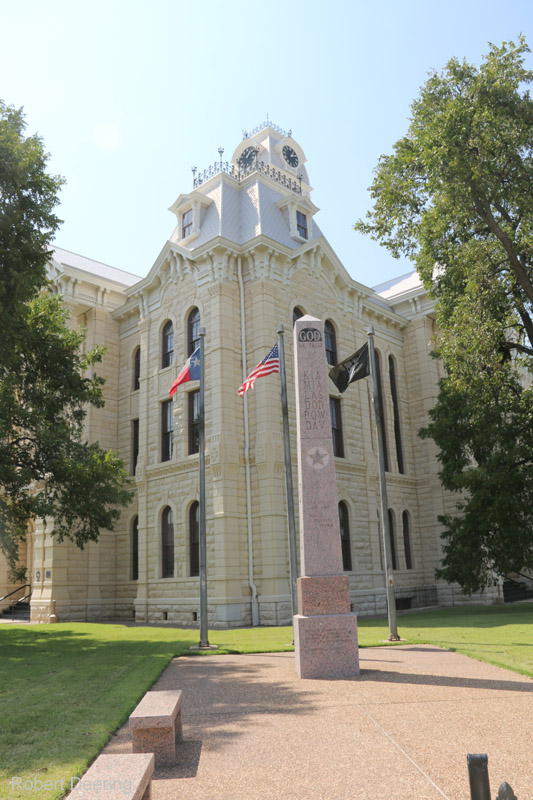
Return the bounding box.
[169,122,319,252]
[231,121,310,188]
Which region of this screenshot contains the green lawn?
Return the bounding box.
[362,602,533,677]
[1,603,532,799]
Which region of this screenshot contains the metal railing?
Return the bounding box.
[242,121,291,139]
[0,584,32,617]
[192,159,302,195]
[394,584,438,610]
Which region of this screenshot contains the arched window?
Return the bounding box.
[389,355,404,474]
[293,306,304,326]
[161,506,174,578]
[324,320,337,366]
[402,511,413,570]
[188,308,201,356]
[374,350,389,472]
[133,347,141,391]
[162,321,174,368]
[387,509,397,570]
[189,501,199,577]
[338,502,352,572]
[131,516,139,581]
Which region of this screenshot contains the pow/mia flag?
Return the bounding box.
[328,343,370,393]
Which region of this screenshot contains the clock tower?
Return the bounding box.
[169,120,319,251]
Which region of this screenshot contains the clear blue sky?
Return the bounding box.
[2,0,532,288]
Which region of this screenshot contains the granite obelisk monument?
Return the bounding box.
[293,315,359,678]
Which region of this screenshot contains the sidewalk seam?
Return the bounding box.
[357,704,451,800]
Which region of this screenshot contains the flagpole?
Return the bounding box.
[367,326,400,642]
[277,324,298,618]
[198,326,210,648]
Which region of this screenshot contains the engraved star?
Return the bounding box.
[310,448,326,465]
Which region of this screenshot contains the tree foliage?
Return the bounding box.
[355,38,533,592]
[0,102,131,578]
[0,102,64,349]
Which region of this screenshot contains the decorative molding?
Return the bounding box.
[145,457,208,481]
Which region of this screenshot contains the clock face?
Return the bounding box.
[239,146,257,169]
[282,145,299,168]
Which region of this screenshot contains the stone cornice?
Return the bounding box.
[144,456,206,481]
[50,267,129,314]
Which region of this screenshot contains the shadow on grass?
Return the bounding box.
[0,625,193,779]
[360,602,533,632]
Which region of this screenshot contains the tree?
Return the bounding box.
[0,102,131,578]
[0,102,63,348]
[355,38,533,593]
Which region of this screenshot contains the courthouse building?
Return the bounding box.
[1,121,500,625]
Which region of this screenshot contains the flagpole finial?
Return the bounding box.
[367,325,374,336]
[277,324,284,334]
[199,327,206,337]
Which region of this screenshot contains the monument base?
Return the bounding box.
[294,612,359,679]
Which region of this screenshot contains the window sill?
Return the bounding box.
[178,229,199,246]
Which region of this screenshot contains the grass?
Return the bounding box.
[361,602,533,677]
[1,603,532,799]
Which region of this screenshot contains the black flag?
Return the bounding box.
[329,343,370,393]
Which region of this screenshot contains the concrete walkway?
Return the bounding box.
[103,645,533,799]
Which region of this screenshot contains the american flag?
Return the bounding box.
[238,344,279,396]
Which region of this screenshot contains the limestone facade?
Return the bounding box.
[0,122,499,625]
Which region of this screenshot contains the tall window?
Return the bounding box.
[161,399,173,461]
[133,347,140,391]
[377,511,384,570]
[296,210,308,239]
[132,419,139,474]
[338,502,352,572]
[188,308,201,356]
[293,306,304,326]
[389,356,404,474]
[162,321,174,368]
[388,509,397,570]
[330,397,344,458]
[374,350,389,472]
[189,501,199,577]
[403,511,413,570]
[188,390,200,455]
[182,208,193,238]
[131,516,139,581]
[324,320,337,366]
[161,506,174,578]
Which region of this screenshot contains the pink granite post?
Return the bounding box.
[293,315,359,678]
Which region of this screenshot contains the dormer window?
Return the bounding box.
[277,196,318,244]
[169,191,212,244]
[182,208,193,239]
[297,211,308,240]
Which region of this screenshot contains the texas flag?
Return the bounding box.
[169,346,201,396]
